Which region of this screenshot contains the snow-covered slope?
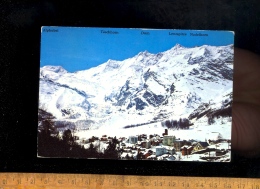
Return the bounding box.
[39,44,233,131]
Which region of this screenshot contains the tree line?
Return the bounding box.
[161,118,191,130]
[38,108,119,159]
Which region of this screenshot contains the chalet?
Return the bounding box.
[181,145,193,155]
[192,142,209,153]
[151,140,160,146]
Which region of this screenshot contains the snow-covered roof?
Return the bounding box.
[197,142,209,148]
[181,145,193,149]
[147,155,156,158]
[121,152,132,158]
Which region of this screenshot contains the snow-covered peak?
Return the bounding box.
[137,50,150,56]
[41,65,68,74]
[173,43,184,49]
[40,65,69,81]
[103,59,120,71]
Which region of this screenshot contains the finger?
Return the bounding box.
[233,48,260,105]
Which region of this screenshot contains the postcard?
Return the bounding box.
[38,27,234,162]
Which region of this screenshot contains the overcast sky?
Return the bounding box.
[40,26,234,72]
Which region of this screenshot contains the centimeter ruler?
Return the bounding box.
[0,173,259,189]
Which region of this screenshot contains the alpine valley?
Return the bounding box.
[39,44,233,141]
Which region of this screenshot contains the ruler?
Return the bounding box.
[0,173,259,189]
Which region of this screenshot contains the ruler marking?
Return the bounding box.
[0,173,259,189]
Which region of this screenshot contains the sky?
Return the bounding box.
[40,26,234,72]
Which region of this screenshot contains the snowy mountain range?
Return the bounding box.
[39,44,233,131]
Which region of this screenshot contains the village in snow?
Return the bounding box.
[57,115,231,162]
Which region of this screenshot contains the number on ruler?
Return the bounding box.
[57,179,63,184]
[111,180,117,186]
[224,183,231,188]
[125,180,131,186]
[96,179,104,185]
[71,179,76,185]
[182,182,190,187]
[252,184,260,189]
[196,182,204,188]
[43,179,48,184]
[237,183,245,189]
[209,183,217,188]
[168,181,176,187]
[140,181,150,186]
[2,179,7,185]
[84,179,90,185]
[28,177,35,184]
[154,180,163,186]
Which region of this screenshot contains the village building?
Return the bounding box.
[164,146,175,155]
[155,146,167,156]
[146,140,151,149]
[139,140,151,149]
[151,139,160,146]
[163,135,175,146]
[192,142,209,153]
[129,136,138,144]
[173,139,191,151]
[181,145,193,155]
[165,155,176,161]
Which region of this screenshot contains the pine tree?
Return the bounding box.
[104,137,119,159]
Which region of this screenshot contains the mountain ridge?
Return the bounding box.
[39,44,233,130]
